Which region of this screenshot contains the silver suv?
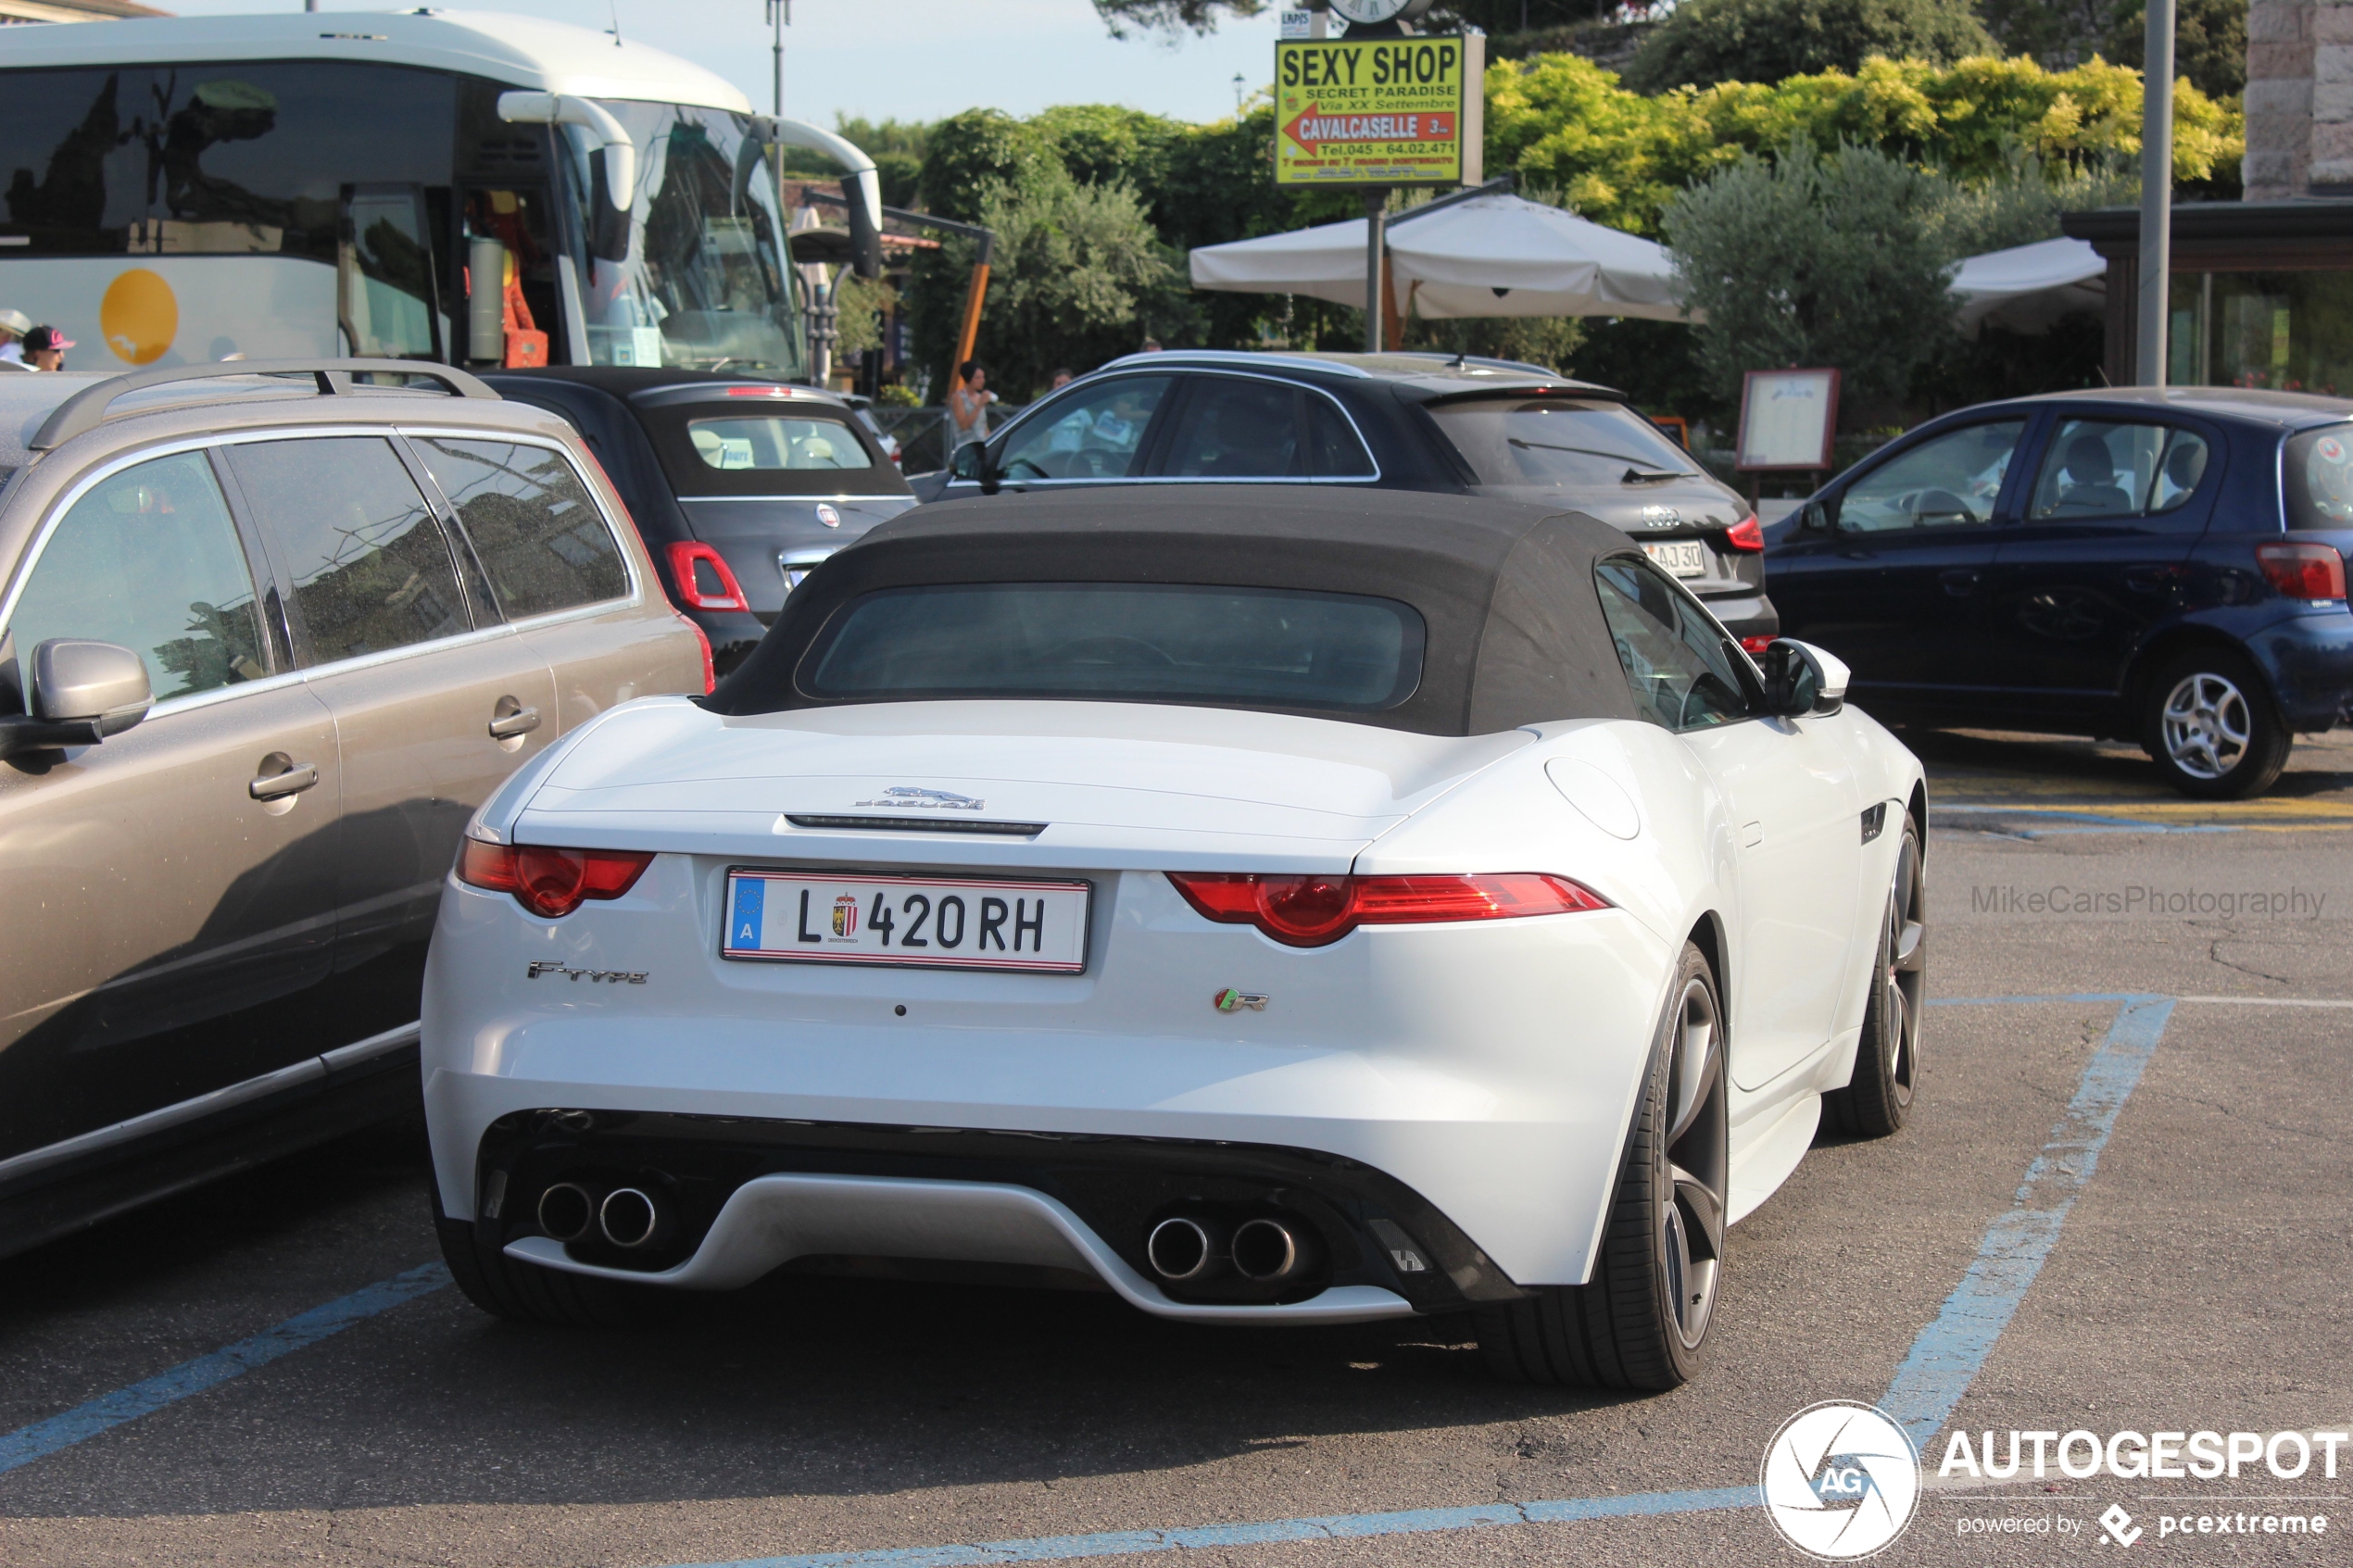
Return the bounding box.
[0,361,705,1258]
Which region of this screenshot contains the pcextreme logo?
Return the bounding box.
[1760,1401,1922,1560]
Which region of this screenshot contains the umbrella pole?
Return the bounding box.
[1364,188,1387,354]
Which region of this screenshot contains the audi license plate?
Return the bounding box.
[1642,540,1709,578]
[723,870,1091,972]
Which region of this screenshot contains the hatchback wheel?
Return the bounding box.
[2142,649,2289,799]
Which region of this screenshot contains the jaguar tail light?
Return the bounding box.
[458,839,653,918]
[1165,872,1609,948]
[2256,539,2347,600]
[1725,514,1765,551]
[666,541,750,613]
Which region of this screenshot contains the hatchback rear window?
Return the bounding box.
[644,398,907,499]
[2284,423,2353,528]
[1428,398,1697,494]
[799,583,1424,711]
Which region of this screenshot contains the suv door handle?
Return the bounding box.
[1939,568,1983,595]
[249,760,319,800]
[487,703,542,739]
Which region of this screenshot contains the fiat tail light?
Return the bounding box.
[667,541,750,612]
[2256,539,2347,600]
[458,840,653,918]
[1724,514,1765,551]
[1165,872,1609,947]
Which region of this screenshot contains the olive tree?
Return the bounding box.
[1662,137,1956,413]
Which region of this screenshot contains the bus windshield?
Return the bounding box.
[565,102,803,380]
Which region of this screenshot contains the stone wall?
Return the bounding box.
[2246,0,2353,196]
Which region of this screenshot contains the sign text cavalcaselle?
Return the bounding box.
[1274,35,1484,189]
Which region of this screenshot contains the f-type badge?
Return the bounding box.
[1213,989,1269,1012]
[527,961,648,985]
[852,785,986,811]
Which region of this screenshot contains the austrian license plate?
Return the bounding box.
[1642,540,1710,578]
[723,870,1091,972]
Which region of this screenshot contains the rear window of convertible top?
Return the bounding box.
[798,583,1426,711]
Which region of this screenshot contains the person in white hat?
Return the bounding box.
[0,309,31,365]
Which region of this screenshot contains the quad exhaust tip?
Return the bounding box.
[536,1181,596,1244]
[1145,1215,1226,1282]
[598,1186,666,1249]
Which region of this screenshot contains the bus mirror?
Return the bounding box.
[601,143,636,210]
[498,91,636,213]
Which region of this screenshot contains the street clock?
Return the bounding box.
[1328,0,1436,24]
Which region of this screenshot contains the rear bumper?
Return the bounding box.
[422,863,1676,1298]
[2249,605,2353,731]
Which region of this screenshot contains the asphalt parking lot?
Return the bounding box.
[3,729,2347,1568]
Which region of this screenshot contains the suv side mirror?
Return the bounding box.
[3,638,153,756]
[950,440,1003,495]
[1760,637,1850,718]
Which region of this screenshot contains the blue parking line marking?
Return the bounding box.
[0,1261,450,1476]
[669,999,2178,1568]
[1878,994,2174,1449]
[675,1488,1764,1568]
[1928,993,2142,1005]
[2,991,2179,1558]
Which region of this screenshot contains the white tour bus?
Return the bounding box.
[0,9,880,378]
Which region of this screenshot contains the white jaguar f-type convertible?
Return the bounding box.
[422,486,1927,1390]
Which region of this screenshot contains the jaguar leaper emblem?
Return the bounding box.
[853,785,986,810]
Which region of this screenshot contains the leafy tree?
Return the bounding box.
[1487,51,2242,235]
[1662,137,1957,413]
[2100,0,2247,102]
[834,116,933,209]
[1625,0,1995,92]
[1090,0,1266,36]
[917,108,1057,223]
[951,170,1194,398]
[1033,104,1182,194]
[1401,312,1587,371]
[830,272,898,358]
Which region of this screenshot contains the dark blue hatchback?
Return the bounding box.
[1766,388,2353,797]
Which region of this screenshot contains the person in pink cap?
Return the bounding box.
[22,325,71,371]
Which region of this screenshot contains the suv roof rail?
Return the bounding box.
[30,358,500,452]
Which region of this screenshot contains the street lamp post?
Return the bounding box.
[2138,0,2175,386]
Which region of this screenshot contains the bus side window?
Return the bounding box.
[340,184,443,361]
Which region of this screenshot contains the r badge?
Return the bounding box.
[1213,989,1268,1012]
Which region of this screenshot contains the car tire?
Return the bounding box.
[2141,647,2291,799]
[434,1204,683,1329]
[1822,817,1924,1139]
[1475,942,1727,1391]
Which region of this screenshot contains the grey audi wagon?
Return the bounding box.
[0,360,705,1258]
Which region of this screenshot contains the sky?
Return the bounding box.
[150,0,1289,128]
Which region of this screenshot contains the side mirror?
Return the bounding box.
[950,441,1000,494]
[4,638,153,754]
[1797,499,1833,532]
[1760,637,1850,718]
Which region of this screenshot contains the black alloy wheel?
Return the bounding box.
[1824,817,1925,1138]
[1477,942,1728,1390]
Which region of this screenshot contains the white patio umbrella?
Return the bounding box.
[1189,192,1694,322]
[1948,236,2106,337]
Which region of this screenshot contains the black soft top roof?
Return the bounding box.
[711,487,1645,736]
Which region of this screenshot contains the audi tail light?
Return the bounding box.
[1165,872,1609,948]
[666,541,750,613]
[458,840,653,919]
[1725,514,1765,552]
[2256,539,2347,600]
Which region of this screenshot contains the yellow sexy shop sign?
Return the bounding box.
[1274,34,1484,189]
